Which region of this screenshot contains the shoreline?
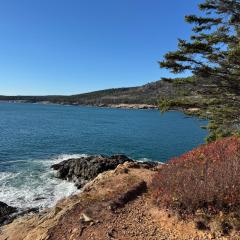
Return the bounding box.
[1,100,207,116]
[1,151,232,240]
[0,155,162,226]
[0,158,168,239]
[0,100,159,110]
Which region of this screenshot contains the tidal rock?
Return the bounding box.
[0,201,17,225]
[51,154,133,188]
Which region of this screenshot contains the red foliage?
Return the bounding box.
[152,137,240,214]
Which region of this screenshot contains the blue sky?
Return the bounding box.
[0,0,201,95]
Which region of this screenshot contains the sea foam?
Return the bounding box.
[0,154,85,210]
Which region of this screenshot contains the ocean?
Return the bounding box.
[0,102,208,210]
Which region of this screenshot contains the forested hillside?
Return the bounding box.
[0,78,190,105]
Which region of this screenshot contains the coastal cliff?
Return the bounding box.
[2,138,240,240]
[0,159,165,240]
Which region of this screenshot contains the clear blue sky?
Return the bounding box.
[0,0,201,96]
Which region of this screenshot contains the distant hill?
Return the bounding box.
[0,78,198,106]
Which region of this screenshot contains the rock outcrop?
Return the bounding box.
[2,160,228,240]
[51,154,133,188]
[0,202,17,225]
[0,202,39,226]
[3,152,240,240]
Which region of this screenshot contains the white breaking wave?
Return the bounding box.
[0,172,20,181]
[137,157,152,162]
[0,160,29,165]
[39,153,89,167]
[137,157,164,164]
[0,154,86,210]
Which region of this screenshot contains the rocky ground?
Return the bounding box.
[1,155,240,240]
[98,104,158,110]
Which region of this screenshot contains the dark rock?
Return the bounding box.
[0,201,17,225]
[34,197,47,201]
[0,202,39,226]
[51,154,133,188]
[127,161,159,169]
[5,208,39,226]
[109,181,147,211]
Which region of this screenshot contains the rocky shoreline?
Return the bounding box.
[0,202,17,226]
[51,154,158,189]
[51,154,133,188]
[0,155,158,227]
[1,152,238,239]
[96,103,158,110]
[0,202,38,227]
[2,100,158,110]
[0,156,168,240]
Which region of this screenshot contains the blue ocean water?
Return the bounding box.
[0,102,208,209]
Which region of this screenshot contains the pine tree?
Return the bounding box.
[160,0,240,90]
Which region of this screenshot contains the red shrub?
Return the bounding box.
[152,137,240,215]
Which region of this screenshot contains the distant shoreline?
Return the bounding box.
[0,100,159,110]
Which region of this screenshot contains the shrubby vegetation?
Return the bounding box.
[172,77,197,86]
[151,136,240,233]
[152,137,240,214]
